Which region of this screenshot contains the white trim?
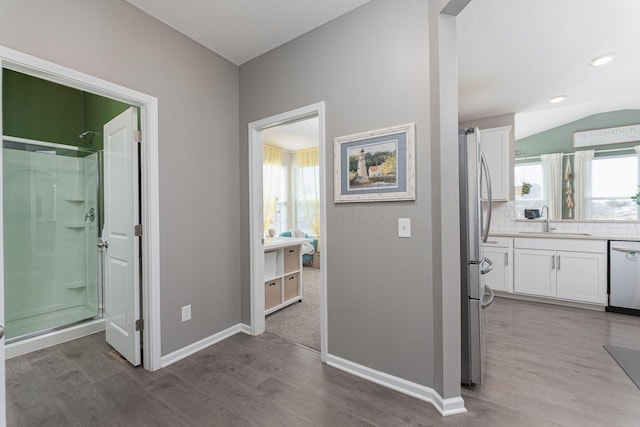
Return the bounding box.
[160,323,245,368]
[326,354,467,417]
[239,323,252,334]
[0,45,162,371]
[5,320,105,359]
[248,102,328,363]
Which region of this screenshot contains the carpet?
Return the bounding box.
[604,345,640,390]
[266,267,320,351]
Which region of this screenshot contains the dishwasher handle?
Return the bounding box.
[611,245,640,253]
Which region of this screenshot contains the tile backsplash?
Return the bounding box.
[490,201,640,238]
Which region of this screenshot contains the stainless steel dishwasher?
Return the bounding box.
[607,240,640,315]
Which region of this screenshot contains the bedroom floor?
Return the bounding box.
[265,266,320,350]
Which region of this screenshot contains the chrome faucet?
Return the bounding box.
[541,205,553,232]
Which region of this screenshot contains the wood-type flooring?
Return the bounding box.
[5,297,640,426]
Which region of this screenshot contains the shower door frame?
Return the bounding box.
[0,46,162,372]
[2,137,104,344]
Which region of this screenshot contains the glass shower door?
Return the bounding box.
[3,138,101,342]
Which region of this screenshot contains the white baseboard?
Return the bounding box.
[495,292,606,311]
[326,354,467,417]
[160,323,246,368]
[239,323,252,334]
[5,319,105,359]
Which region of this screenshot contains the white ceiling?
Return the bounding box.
[126,0,370,65]
[263,117,319,152]
[458,0,640,139]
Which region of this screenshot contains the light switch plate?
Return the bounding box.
[398,218,411,238]
[181,304,191,322]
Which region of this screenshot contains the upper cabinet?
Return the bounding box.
[480,126,512,201]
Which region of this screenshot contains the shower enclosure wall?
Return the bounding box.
[3,136,102,342]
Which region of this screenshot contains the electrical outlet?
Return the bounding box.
[181,304,191,322]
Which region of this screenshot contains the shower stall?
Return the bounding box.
[3,135,102,342]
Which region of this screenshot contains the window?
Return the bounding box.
[514,162,544,219]
[590,155,638,220]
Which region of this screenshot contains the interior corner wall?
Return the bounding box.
[240,0,435,388]
[0,0,241,356]
[429,0,463,400]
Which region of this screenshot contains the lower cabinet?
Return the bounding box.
[482,237,513,293]
[513,238,607,305]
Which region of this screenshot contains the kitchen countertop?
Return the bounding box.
[490,231,640,241]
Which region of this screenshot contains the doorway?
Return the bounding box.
[0,48,162,417]
[249,102,328,361]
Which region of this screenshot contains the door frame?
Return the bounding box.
[0,46,162,371]
[248,102,328,362]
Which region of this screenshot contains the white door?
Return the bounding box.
[556,250,607,304]
[103,107,141,366]
[514,248,557,297]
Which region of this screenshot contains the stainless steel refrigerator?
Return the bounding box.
[459,127,495,386]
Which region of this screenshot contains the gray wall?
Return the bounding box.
[240,0,438,389]
[0,0,241,356]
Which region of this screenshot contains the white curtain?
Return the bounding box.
[541,153,563,219]
[295,147,320,240]
[263,145,283,234]
[573,150,595,220]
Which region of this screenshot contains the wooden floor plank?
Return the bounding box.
[5,297,640,426]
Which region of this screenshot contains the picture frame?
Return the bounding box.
[334,123,416,203]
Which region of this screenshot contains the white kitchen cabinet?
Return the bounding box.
[513,238,607,305]
[555,251,605,304]
[482,237,513,293]
[480,125,511,201]
[514,248,557,297]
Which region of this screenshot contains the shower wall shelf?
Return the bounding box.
[64,282,87,289]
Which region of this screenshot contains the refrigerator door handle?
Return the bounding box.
[481,285,495,308]
[480,151,493,243]
[480,257,494,275]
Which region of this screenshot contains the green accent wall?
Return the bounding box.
[516,110,640,158]
[516,110,640,219]
[3,69,84,144]
[82,91,131,150]
[3,69,132,150]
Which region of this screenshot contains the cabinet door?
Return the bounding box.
[556,251,606,304]
[514,249,556,297]
[480,126,511,201]
[482,247,512,293]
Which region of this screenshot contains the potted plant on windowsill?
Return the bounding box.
[631,187,640,205]
[521,182,532,195]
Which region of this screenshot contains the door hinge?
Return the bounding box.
[134,130,142,143]
[134,224,143,236]
[135,319,144,331]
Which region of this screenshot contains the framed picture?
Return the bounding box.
[334,123,416,203]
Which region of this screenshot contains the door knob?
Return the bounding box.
[0,324,4,339]
[97,239,109,249]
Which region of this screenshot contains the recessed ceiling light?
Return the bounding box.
[549,95,567,104]
[590,53,616,66]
